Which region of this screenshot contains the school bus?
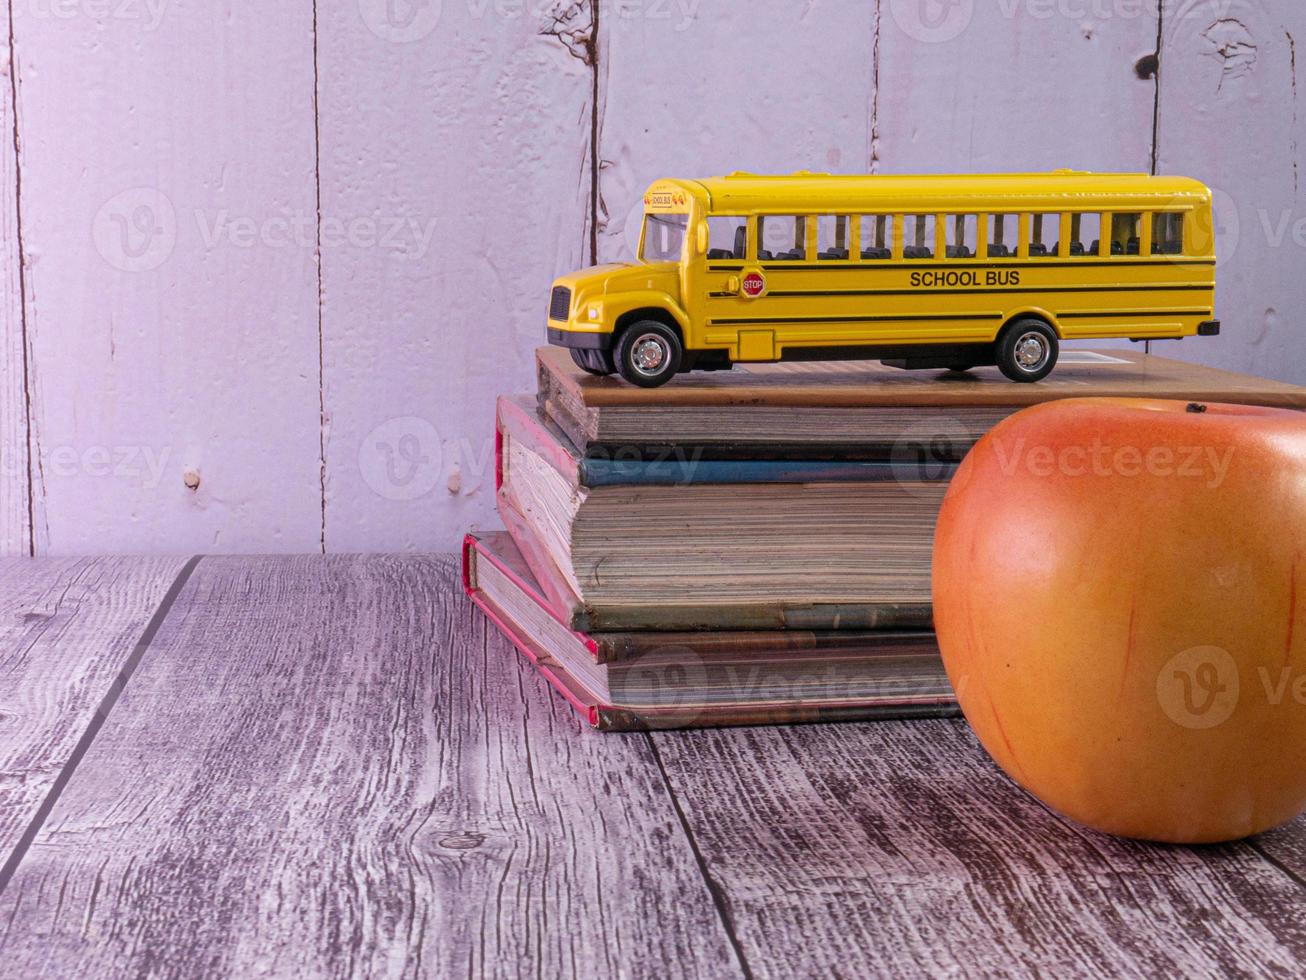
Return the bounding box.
[546,171,1219,386]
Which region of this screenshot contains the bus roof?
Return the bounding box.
[660,171,1212,213]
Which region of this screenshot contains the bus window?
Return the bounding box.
[1153,212,1185,254]
[1029,213,1060,257]
[859,215,893,259]
[988,214,1016,257]
[817,216,851,260]
[759,215,807,261]
[903,214,935,259]
[1112,213,1142,255]
[945,214,977,259]
[707,216,748,260]
[642,214,689,261]
[1069,213,1102,257]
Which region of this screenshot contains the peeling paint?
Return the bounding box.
[539,1,600,265]
[1202,18,1258,92]
[870,0,882,173]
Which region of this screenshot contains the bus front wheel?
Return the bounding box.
[615,321,683,388]
[996,320,1059,383]
[570,348,615,376]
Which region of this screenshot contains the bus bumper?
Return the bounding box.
[1198,320,1221,337]
[548,325,614,351]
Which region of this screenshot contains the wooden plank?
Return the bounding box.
[0,8,29,556]
[1157,4,1306,384]
[316,4,594,552]
[597,2,877,263]
[0,557,188,861]
[0,556,743,978]
[1252,813,1306,883]
[875,2,1157,173]
[651,719,1306,976]
[8,3,322,553]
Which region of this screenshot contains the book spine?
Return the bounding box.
[494,427,504,492]
[461,534,476,596]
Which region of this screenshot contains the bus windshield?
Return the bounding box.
[641,214,689,261]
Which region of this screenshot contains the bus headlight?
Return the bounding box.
[587,304,603,322]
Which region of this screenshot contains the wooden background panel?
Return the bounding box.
[875,1,1158,173]
[1158,1,1306,383]
[0,556,187,861]
[0,556,743,979]
[317,1,594,553]
[596,3,877,263]
[8,0,322,555]
[652,720,1306,977]
[0,9,29,557]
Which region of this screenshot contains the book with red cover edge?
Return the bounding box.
[462,529,959,733]
[462,533,606,728]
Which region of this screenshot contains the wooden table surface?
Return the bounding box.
[2,556,1305,979]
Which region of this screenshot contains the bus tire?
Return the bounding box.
[570,348,615,376]
[996,320,1058,383]
[615,321,683,388]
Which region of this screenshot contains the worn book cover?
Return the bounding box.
[496,402,942,633]
[463,530,958,732]
[537,346,1306,461]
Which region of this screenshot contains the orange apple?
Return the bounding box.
[933,397,1306,843]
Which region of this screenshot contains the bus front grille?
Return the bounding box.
[549,287,572,322]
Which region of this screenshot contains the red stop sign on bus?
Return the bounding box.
[742,272,766,297]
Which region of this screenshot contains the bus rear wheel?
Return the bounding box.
[570,348,615,376]
[996,320,1059,383]
[615,321,683,388]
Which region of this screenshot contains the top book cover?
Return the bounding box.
[537,345,1306,461]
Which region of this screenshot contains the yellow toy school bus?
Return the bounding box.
[546,171,1219,386]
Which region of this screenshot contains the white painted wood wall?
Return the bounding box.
[0,0,1300,556]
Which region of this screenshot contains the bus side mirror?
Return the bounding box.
[695,222,710,255]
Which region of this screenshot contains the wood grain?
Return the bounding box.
[1251,812,1306,885]
[8,2,322,553]
[0,7,29,557]
[315,2,594,553]
[651,719,1306,977]
[0,556,188,860]
[0,556,743,979]
[1158,3,1306,382]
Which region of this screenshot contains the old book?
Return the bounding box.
[495,396,945,632]
[463,530,957,732]
[536,346,1306,461]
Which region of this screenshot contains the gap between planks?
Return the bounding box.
[0,555,203,893]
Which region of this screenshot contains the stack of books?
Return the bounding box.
[464,347,1306,731]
